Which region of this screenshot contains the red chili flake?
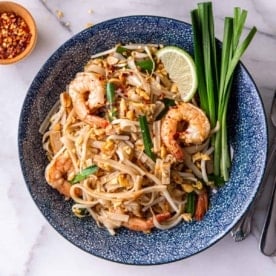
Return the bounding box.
[0,12,32,59]
[173,132,180,139]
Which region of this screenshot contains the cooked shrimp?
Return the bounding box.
[123,212,171,232]
[45,152,74,198]
[161,103,210,161]
[68,72,109,128]
[194,191,208,221]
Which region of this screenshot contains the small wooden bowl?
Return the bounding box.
[0,1,37,65]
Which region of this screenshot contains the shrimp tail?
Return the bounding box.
[84,114,109,128]
[123,212,171,232]
[194,191,208,221]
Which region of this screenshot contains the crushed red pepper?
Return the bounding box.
[0,11,32,59]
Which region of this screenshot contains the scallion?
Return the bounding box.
[155,98,176,120]
[186,192,196,215]
[70,165,98,184]
[191,2,256,183]
[115,45,129,55]
[135,59,154,73]
[139,115,156,161]
[106,82,117,121]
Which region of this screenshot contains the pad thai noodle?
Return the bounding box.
[41,44,217,235]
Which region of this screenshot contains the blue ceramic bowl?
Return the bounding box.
[18,16,267,265]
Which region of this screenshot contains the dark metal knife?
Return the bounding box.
[260,91,276,256]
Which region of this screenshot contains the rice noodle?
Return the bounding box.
[123,159,146,176]
[152,213,183,230]
[184,138,210,154]
[71,183,167,201]
[93,155,137,179]
[90,47,116,58]
[42,43,214,235]
[104,211,130,222]
[162,190,179,213]
[135,150,155,170]
[107,134,130,141]
[122,43,159,50]
[141,196,165,212]
[152,120,161,153]
[84,64,106,75]
[184,150,203,179]
[201,146,214,183]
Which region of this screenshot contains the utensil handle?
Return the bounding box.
[231,206,254,241]
[265,136,276,176]
[260,174,276,256]
[231,136,276,242]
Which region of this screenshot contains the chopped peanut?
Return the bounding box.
[182,183,194,193]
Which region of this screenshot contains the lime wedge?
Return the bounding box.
[156,46,198,102]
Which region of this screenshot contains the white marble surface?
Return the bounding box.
[1,0,276,275]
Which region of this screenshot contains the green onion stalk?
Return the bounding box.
[70,165,98,184]
[191,2,257,183]
[139,115,156,161]
[106,81,117,121]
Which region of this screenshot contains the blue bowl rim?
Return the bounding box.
[18,15,268,265]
